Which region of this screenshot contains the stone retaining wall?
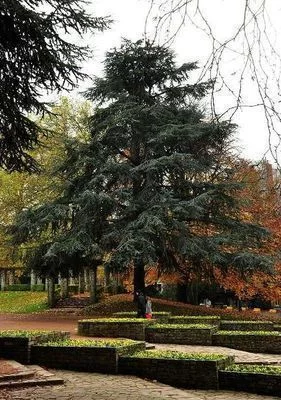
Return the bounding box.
[168,316,220,327]
[31,342,145,373]
[0,331,70,364]
[78,320,152,341]
[145,325,216,345]
[119,355,233,389]
[219,321,273,331]
[219,370,281,396]
[0,337,30,364]
[31,346,119,373]
[213,333,281,353]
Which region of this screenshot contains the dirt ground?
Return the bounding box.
[0,312,80,335]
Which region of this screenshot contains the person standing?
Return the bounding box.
[136,291,146,318]
[145,296,152,319]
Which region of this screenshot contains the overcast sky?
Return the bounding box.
[67,0,281,164]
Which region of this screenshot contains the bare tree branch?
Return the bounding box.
[144,0,281,167]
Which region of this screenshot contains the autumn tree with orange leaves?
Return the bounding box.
[215,160,281,302]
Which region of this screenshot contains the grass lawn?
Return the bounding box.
[0,291,48,313]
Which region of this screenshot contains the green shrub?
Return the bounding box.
[39,338,141,347]
[216,330,281,336]
[114,311,170,316]
[148,323,214,329]
[79,318,152,323]
[68,284,78,294]
[224,364,281,375]
[0,330,69,342]
[221,320,271,324]
[31,284,45,292]
[0,330,51,338]
[129,350,228,361]
[4,284,30,291]
[171,315,220,320]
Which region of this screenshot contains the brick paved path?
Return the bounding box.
[1,370,280,400]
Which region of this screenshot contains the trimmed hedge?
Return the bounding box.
[145,323,217,345]
[213,331,281,353]
[119,350,234,389]
[30,284,45,292]
[68,284,79,294]
[4,284,30,291]
[113,312,171,321]
[78,318,153,341]
[0,330,70,364]
[31,338,146,374]
[220,320,273,331]
[168,316,220,326]
[224,364,281,374]
[219,365,281,396]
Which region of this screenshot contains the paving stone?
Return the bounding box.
[2,370,279,400]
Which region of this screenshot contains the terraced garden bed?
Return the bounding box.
[168,315,220,327]
[113,311,171,321]
[145,323,217,345]
[219,320,273,331]
[119,350,233,389]
[31,338,146,373]
[78,318,153,340]
[0,330,70,364]
[213,330,281,353]
[219,364,281,396]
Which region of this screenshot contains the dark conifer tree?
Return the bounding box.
[12,40,272,298]
[0,0,109,171]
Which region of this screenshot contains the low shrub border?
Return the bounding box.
[219,364,281,396]
[213,331,281,353]
[0,330,70,364]
[4,284,30,291]
[145,323,217,345]
[78,318,154,341]
[274,324,281,332]
[119,350,234,389]
[113,311,171,321]
[31,338,146,374]
[168,316,220,327]
[30,284,45,292]
[219,320,273,331]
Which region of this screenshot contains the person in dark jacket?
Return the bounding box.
[136,291,146,318]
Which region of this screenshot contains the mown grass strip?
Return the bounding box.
[0,291,47,313]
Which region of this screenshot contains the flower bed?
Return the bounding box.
[119,350,233,389]
[145,323,217,345]
[168,316,220,327]
[219,364,281,396]
[78,318,154,341]
[219,320,273,331]
[0,330,70,364]
[31,338,146,373]
[213,331,281,353]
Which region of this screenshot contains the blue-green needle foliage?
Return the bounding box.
[12,40,272,286]
[0,0,110,172]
